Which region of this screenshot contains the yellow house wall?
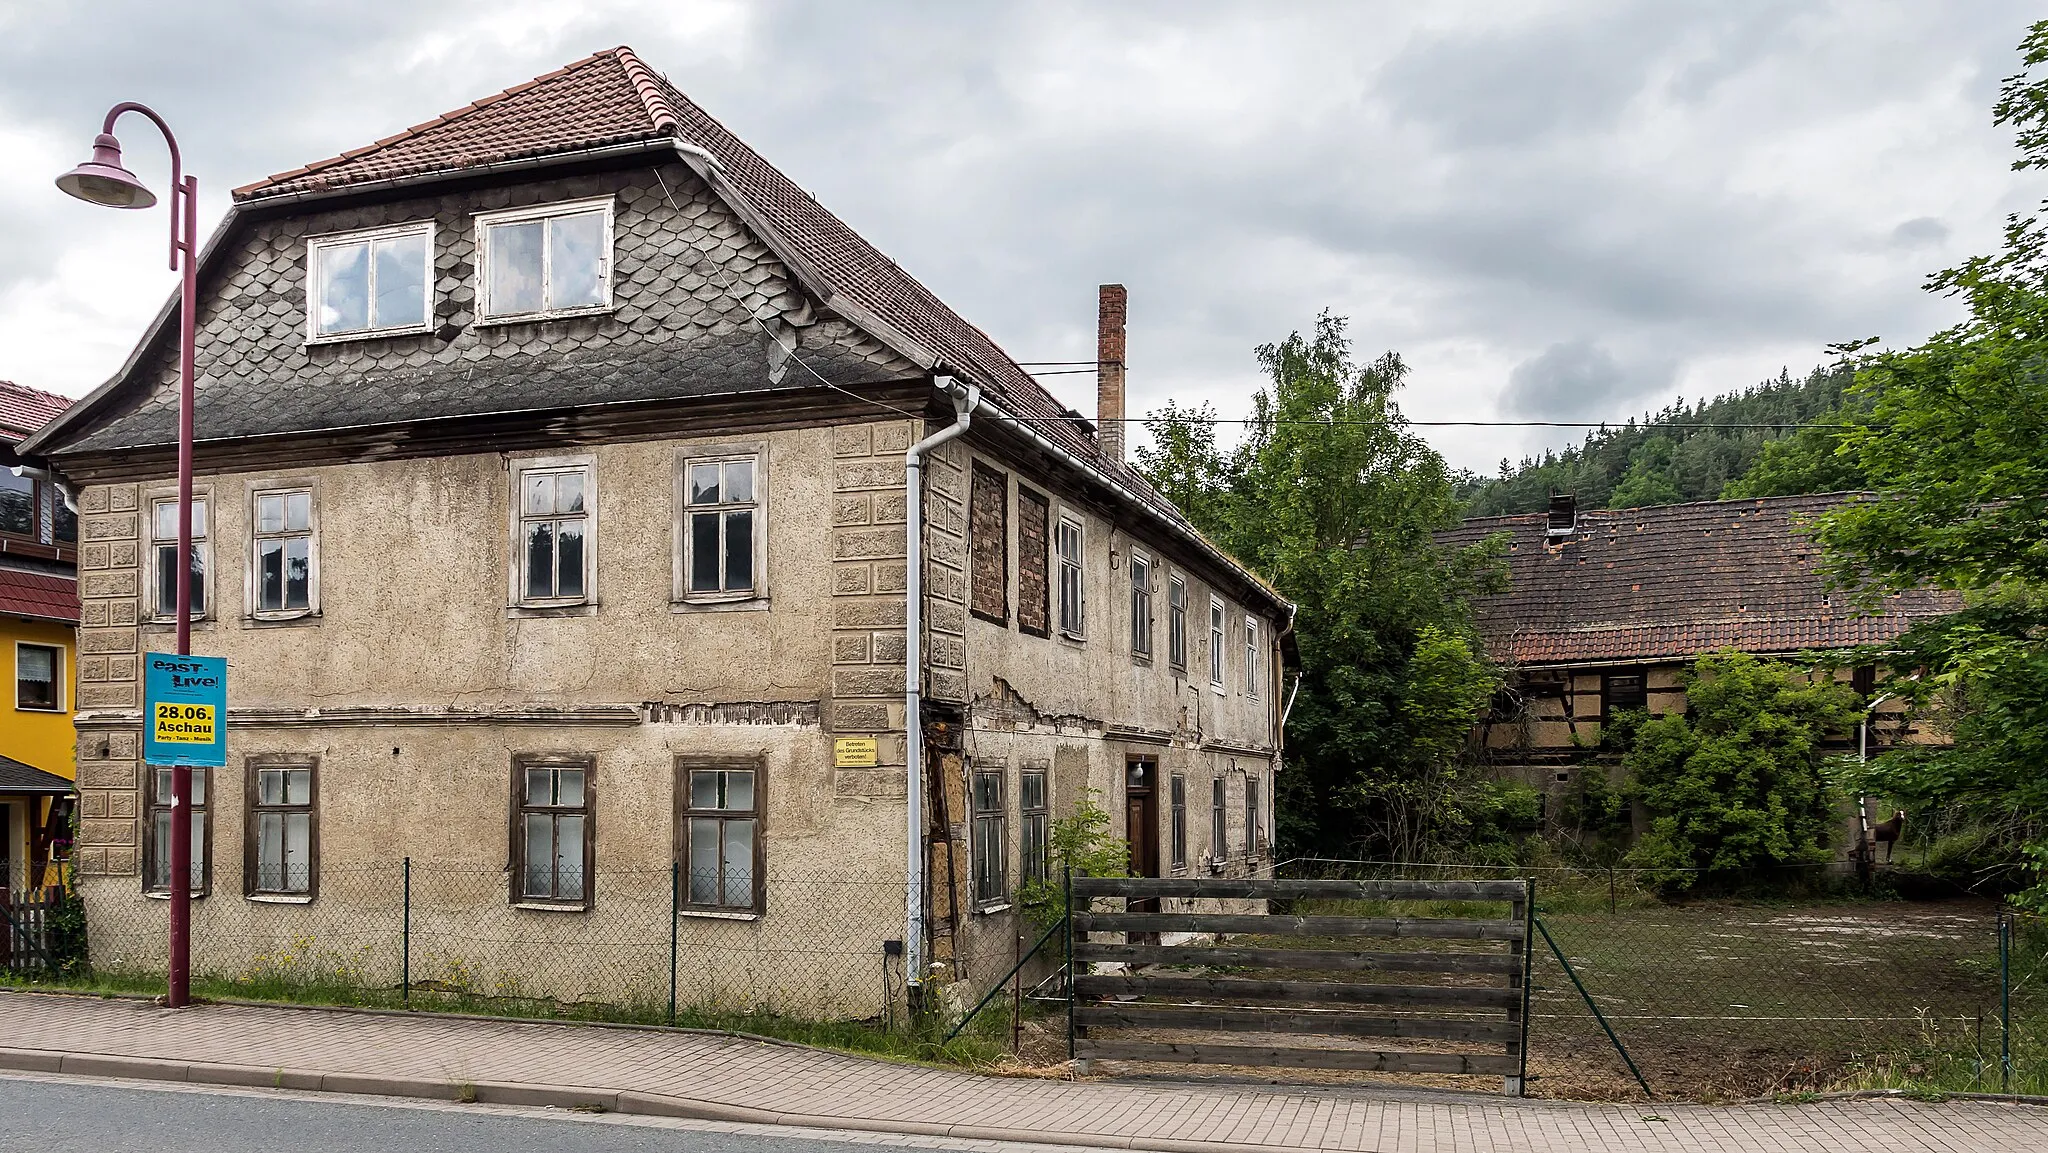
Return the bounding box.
[3,615,76,780]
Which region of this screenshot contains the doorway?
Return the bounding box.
[1123,758,1160,879]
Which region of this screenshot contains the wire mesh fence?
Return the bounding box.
[1273,857,2040,1099]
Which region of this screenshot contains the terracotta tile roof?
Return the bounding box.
[0,381,72,442]
[1434,494,1961,667]
[0,567,79,624]
[225,47,1256,606]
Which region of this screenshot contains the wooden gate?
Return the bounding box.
[1068,876,1533,1094]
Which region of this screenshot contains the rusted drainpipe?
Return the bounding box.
[904,376,976,999]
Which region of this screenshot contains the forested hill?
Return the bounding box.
[1457,365,1866,515]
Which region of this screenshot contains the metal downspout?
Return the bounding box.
[905,377,976,996]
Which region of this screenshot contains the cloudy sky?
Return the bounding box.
[0,1,2039,471]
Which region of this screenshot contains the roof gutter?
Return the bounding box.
[904,375,976,994]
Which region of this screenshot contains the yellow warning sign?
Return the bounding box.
[152,701,218,745]
[834,737,879,768]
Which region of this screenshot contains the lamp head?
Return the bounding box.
[55,133,157,209]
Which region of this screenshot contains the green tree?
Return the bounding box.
[1607,436,1687,508]
[1808,22,2048,906]
[1140,313,1506,857]
[1621,651,1858,891]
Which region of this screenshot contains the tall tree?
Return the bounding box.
[1139,313,1506,857]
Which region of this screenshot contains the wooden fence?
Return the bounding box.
[1067,876,1533,1094]
[0,888,60,972]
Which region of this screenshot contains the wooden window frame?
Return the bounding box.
[0,469,42,544]
[971,766,1009,910]
[14,641,62,713]
[1020,766,1049,886]
[1209,775,1228,866]
[144,764,213,899]
[674,444,768,608]
[1056,514,1086,640]
[1245,773,1262,861]
[509,753,596,911]
[508,454,598,611]
[1167,576,1188,672]
[302,220,436,344]
[1602,669,1648,720]
[1016,487,1052,638]
[243,754,319,901]
[675,756,766,916]
[1128,548,1154,660]
[145,491,213,624]
[246,484,320,622]
[1169,772,1188,872]
[473,195,617,324]
[1244,616,1262,699]
[1208,596,1227,693]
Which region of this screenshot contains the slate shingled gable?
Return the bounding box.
[1435,493,1961,666]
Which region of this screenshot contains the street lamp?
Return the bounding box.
[57,103,200,1008]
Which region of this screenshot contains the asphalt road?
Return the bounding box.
[0,1074,1045,1153]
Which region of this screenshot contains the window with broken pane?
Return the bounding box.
[679,764,760,911]
[252,489,313,615]
[518,466,590,603]
[683,456,758,598]
[308,225,430,338]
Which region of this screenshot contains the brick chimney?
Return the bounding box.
[1096,284,1127,462]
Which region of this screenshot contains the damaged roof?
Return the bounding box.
[1435,493,1960,667]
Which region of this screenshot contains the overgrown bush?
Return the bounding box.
[1018,788,1128,933]
[46,885,87,975]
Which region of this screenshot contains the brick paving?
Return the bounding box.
[1,991,2043,1152]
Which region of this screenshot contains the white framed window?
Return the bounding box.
[1167,576,1188,671]
[677,450,764,603]
[148,496,210,622]
[15,642,62,712]
[475,196,614,322]
[510,456,597,608]
[1129,549,1153,659]
[246,756,317,899]
[249,488,316,619]
[1057,515,1085,639]
[146,765,209,897]
[1208,596,1227,692]
[1245,616,1262,699]
[305,222,433,341]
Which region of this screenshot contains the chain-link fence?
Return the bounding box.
[62,861,1028,1028]
[1271,858,2042,1099]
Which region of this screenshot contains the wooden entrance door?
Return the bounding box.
[1124,758,1160,879]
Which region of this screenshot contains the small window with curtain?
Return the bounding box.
[305,222,433,341]
[146,766,209,897]
[1129,550,1153,659]
[513,755,592,908]
[1020,767,1049,885]
[476,197,613,321]
[679,452,762,602]
[15,643,60,711]
[251,488,315,618]
[1170,773,1188,871]
[678,761,761,913]
[246,756,316,899]
[972,768,1007,908]
[1167,576,1188,671]
[149,496,209,621]
[512,458,595,608]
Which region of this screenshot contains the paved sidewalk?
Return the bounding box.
[1,991,2041,1153]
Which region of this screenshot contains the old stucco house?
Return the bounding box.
[24,48,1290,1011]
[1437,493,1957,810]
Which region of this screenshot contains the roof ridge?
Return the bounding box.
[233,49,631,199]
[612,46,680,134]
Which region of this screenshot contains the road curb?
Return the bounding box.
[0,1045,1316,1153]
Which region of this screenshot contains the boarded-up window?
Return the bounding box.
[970,463,1009,624]
[1017,486,1051,637]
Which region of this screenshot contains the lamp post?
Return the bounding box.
[57,103,199,1008]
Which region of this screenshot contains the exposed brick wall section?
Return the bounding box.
[72,481,143,877]
[921,442,969,705]
[829,420,916,799]
[1016,486,1051,638]
[968,462,1008,626]
[1096,284,1127,463]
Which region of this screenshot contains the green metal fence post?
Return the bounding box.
[1535,913,1652,1099]
[401,857,411,1007]
[2001,909,2012,1094]
[669,860,680,1026]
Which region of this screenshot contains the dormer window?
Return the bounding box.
[476,197,614,322]
[306,223,433,340]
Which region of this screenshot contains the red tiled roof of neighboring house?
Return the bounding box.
[0,381,72,442]
[225,47,1253,604]
[0,567,79,624]
[1433,493,1962,667]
